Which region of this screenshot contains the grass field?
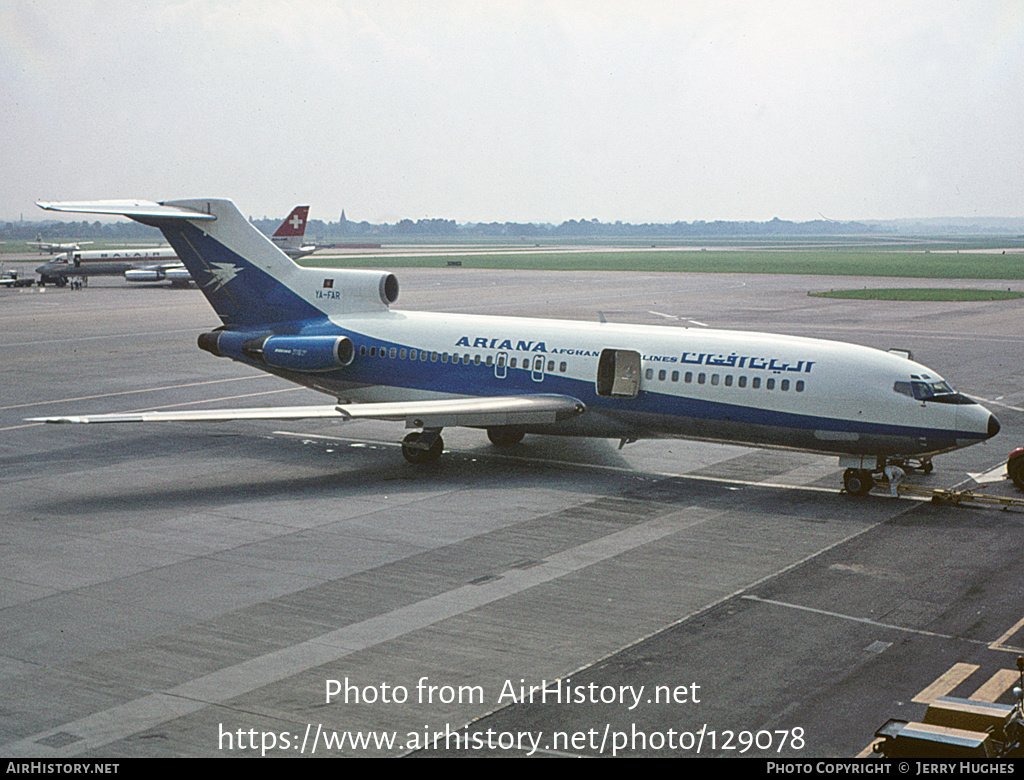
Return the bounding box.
[809,288,1024,301]
[300,247,1024,279]
[6,236,1023,279]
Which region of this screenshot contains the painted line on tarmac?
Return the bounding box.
[2,508,714,757]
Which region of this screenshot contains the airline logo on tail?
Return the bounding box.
[271,205,318,258]
[273,206,309,238]
[206,262,243,292]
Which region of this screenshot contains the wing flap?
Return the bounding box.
[339,393,586,428]
[29,394,586,428]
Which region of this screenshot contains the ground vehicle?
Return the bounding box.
[0,269,34,288]
[873,658,1024,758]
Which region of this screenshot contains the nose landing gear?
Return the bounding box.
[843,468,875,496]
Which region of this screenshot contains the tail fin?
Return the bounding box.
[271,205,309,251]
[271,205,319,259]
[37,199,398,327]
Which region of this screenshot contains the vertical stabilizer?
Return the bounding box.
[37,198,398,328]
[271,205,310,254]
[141,199,321,326]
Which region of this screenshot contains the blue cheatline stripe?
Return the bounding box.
[213,324,979,445]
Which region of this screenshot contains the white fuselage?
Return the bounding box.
[255,307,994,460]
[36,247,179,278]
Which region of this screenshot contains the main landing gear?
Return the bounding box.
[401,430,444,464]
[486,426,525,447]
[400,426,527,464]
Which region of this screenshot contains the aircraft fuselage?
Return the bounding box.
[209,308,997,461]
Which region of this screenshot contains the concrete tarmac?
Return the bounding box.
[0,269,1021,758]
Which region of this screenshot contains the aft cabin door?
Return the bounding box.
[531,354,545,382]
[596,349,641,398]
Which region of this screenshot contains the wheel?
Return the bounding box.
[843,468,873,496]
[921,458,934,474]
[401,432,443,464]
[1009,456,1024,491]
[487,426,525,447]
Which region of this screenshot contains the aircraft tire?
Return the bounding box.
[401,432,443,464]
[843,468,874,496]
[487,426,525,447]
[1009,456,1024,491]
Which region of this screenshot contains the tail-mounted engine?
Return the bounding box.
[199,331,355,372]
[314,269,399,312]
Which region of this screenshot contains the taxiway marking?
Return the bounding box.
[2,508,715,757]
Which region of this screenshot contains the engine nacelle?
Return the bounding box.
[321,270,399,311]
[125,269,162,282]
[198,330,354,372]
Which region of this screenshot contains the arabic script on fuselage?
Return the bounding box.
[454,337,815,373]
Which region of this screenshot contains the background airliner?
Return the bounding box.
[33,198,1000,495]
[35,205,314,287]
[31,234,93,253]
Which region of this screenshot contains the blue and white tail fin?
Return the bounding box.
[36,198,398,328]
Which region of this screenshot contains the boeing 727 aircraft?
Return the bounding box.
[33,198,1000,495]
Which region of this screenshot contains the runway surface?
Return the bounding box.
[1,269,1021,758]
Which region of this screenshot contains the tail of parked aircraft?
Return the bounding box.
[271,205,310,253]
[36,199,398,327]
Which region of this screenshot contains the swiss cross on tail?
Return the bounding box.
[273,205,310,237]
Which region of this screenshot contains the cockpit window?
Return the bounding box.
[912,380,953,400]
[893,381,913,397]
[896,379,976,405]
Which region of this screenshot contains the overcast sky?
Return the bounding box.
[3,1,1023,224]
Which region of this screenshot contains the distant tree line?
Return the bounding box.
[249,215,879,240]
[6,214,878,242]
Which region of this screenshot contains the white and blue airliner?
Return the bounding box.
[33,198,1000,495]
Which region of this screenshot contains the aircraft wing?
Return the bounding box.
[29,393,586,429]
[138,261,187,271]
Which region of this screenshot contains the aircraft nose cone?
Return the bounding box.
[988,413,1000,439]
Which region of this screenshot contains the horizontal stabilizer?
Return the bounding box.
[36,200,217,221]
[29,394,586,429]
